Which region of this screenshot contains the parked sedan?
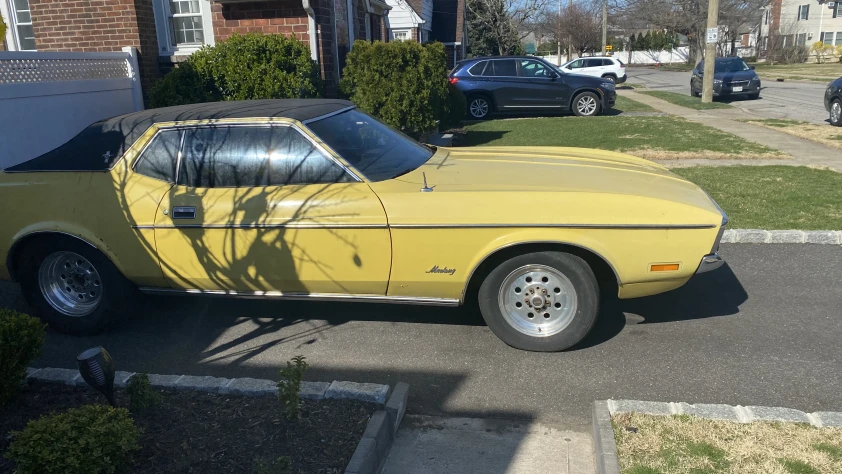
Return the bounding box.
[690,57,761,100]
[0,99,727,352]
[826,76,842,126]
[449,56,616,119]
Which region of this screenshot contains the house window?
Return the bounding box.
[797,33,806,45]
[11,0,36,50]
[797,4,809,21]
[152,0,214,55]
[837,32,842,46]
[834,2,841,18]
[392,30,410,41]
[369,15,382,41]
[822,32,835,44]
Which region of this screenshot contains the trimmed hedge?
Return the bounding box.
[0,309,45,405]
[150,33,323,108]
[340,40,462,137]
[6,405,140,474]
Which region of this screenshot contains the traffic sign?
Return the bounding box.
[605,45,613,51]
[706,27,719,44]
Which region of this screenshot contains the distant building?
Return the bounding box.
[759,0,842,50]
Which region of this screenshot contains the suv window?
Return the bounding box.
[134,129,181,182]
[483,59,518,77]
[468,61,487,75]
[518,59,552,78]
[568,59,584,69]
[178,126,351,188]
[584,58,603,67]
[601,59,614,66]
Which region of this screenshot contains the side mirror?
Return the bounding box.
[566,65,573,70]
[749,65,756,70]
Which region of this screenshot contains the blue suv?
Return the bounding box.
[449,56,616,120]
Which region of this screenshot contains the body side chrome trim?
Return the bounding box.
[389,223,716,230]
[460,240,623,302]
[132,223,387,230]
[138,287,461,306]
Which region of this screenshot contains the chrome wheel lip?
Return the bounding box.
[470,98,489,118]
[38,251,103,317]
[577,96,597,115]
[497,264,578,338]
[832,101,841,124]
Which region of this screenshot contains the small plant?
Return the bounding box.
[126,372,162,412]
[5,404,139,474]
[0,309,46,405]
[278,355,308,419]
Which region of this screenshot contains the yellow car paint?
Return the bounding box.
[0,117,724,304]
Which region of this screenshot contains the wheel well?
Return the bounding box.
[570,88,601,108]
[6,232,99,282]
[463,242,619,302]
[601,73,617,79]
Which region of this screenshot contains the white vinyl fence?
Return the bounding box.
[0,48,144,169]
[540,46,757,68]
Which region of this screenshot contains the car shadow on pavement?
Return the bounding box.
[574,262,747,350]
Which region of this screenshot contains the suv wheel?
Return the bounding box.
[572,92,601,117]
[831,99,842,127]
[468,96,491,119]
[601,75,616,83]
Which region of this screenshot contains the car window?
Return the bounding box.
[178,126,351,188]
[485,59,517,77]
[468,61,487,75]
[568,59,584,69]
[519,59,552,78]
[601,59,614,66]
[584,59,602,67]
[305,109,433,182]
[134,129,181,182]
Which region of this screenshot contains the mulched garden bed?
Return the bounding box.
[1,382,377,474]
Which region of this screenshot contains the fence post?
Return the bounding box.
[122,46,145,111]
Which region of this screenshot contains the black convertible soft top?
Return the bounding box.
[4,99,354,173]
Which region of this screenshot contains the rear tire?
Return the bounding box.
[467,95,492,120]
[16,238,132,335]
[478,251,599,352]
[831,99,842,127]
[601,75,616,83]
[572,92,602,117]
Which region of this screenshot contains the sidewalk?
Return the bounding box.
[623,90,842,172]
[381,415,594,474]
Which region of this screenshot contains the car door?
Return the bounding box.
[565,58,585,75]
[482,59,521,108]
[585,58,606,77]
[153,123,392,295]
[509,58,570,109]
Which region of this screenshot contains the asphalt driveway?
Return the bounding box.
[3,243,841,430]
[627,67,832,124]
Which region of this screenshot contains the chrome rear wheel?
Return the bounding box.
[831,100,842,126]
[38,251,103,317]
[497,264,578,337]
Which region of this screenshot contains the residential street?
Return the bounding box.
[627,67,832,124]
[3,243,841,431]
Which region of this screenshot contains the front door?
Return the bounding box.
[153,123,392,295]
[510,59,570,109]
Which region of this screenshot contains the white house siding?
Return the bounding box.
[761,0,842,48]
[384,0,432,40]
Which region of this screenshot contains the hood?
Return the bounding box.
[713,69,757,81]
[370,147,723,227]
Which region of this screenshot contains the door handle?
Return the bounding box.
[171,206,196,219]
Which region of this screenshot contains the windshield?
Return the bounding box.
[714,58,750,73]
[305,109,434,182]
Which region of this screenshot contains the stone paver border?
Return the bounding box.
[723,229,842,244]
[593,399,842,474]
[24,367,408,474]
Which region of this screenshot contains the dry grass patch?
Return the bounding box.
[627,148,786,161]
[614,412,842,474]
[752,63,842,82]
[744,119,842,150]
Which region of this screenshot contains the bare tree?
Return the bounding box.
[467,0,548,55]
[538,0,602,58]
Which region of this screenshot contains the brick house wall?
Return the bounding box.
[28,0,160,90]
[431,0,464,68]
[211,0,309,43]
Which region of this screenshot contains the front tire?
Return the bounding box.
[17,238,131,335]
[748,93,760,100]
[831,99,842,127]
[478,252,599,351]
[601,75,616,83]
[690,85,700,97]
[572,92,602,117]
[467,95,492,120]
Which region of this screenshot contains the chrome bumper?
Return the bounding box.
[696,253,724,274]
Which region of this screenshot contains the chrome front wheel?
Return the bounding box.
[573,92,601,116]
[831,100,842,126]
[497,265,578,337]
[38,251,103,317]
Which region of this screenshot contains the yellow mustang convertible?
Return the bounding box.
[0,99,727,351]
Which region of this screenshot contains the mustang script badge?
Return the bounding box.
[426,265,456,275]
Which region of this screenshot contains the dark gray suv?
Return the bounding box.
[449,56,617,119]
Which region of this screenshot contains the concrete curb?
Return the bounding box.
[25,367,389,404]
[592,401,621,474]
[594,399,842,473]
[345,382,409,474]
[723,229,842,244]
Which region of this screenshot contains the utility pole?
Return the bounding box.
[567,0,573,61]
[601,0,607,55]
[701,0,720,102]
[557,0,562,65]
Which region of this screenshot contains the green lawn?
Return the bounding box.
[461,116,782,160]
[673,166,842,230]
[614,95,656,112]
[639,91,733,110]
